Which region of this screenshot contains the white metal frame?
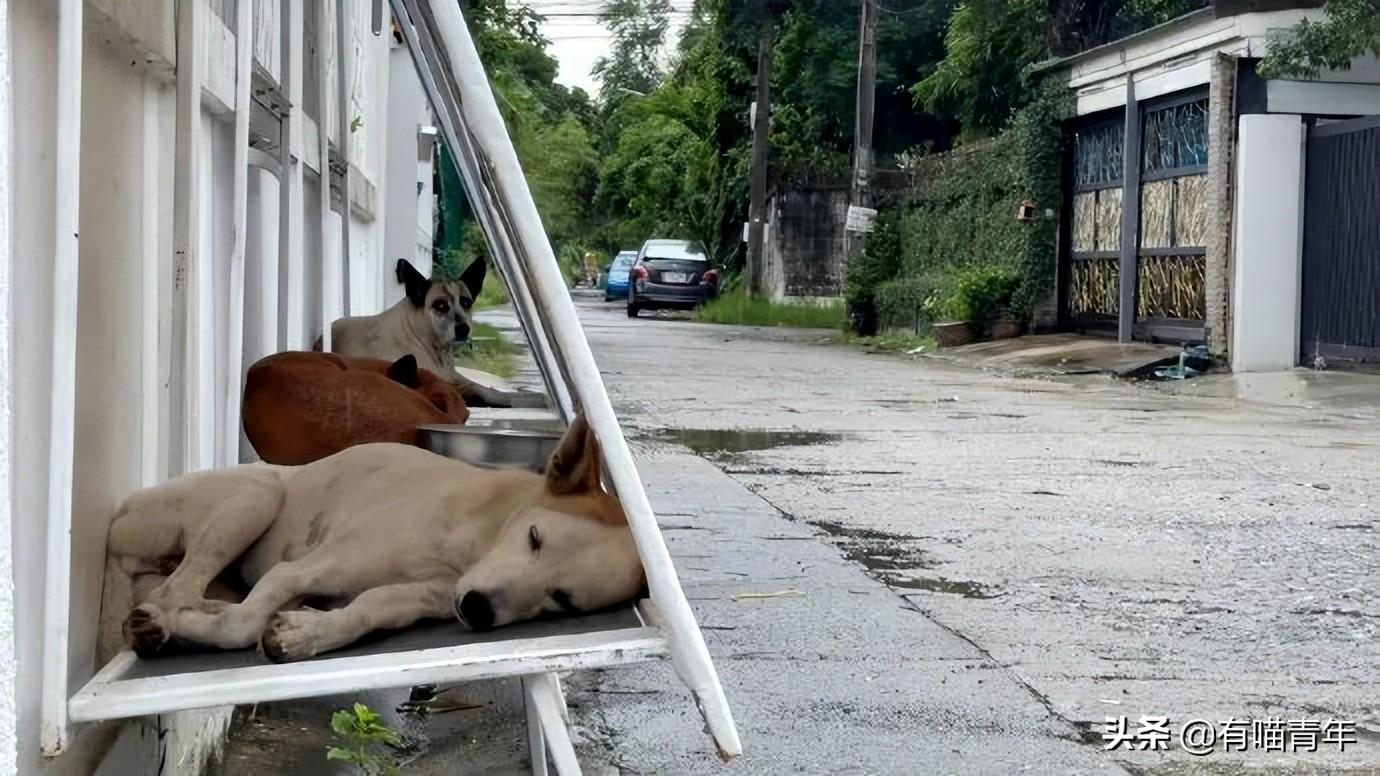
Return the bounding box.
[389,0,741,762]
[223,0,254,468]
[47,1,740,768]
[334,0,353,313]
[281,0,307,350]
[40,0,83,757]
[69,617,667,723]
[315,0,337,352]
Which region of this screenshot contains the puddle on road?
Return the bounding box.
[808,519,998,599]
[660,430,1001,600]
[894,577,999,598]
[658,427,842,456]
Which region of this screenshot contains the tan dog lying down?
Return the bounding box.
[106,414,644,662]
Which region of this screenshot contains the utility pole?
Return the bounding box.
[844,0,878,270]
[745,19,773,297]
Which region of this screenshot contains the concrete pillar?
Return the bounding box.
[1204,54,1236,357]
[1231,114,1306,372]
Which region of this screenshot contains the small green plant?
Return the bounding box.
[327,703,403,776]
[845,330,938,355]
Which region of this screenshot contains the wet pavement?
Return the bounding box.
[555,295,1379,774]
[930,333,1184,377]
[219,293,1379,775]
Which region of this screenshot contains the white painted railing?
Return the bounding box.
[40,0,83,757]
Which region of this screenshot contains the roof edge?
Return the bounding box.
[1031,7,1220,75]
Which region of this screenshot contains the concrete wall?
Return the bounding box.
[1231,114,1306,371]
[383,40,436,307]
[3,1,431,772]
[762,187,850,299]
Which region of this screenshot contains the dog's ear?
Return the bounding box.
[384,354,422,389]
[396,259,431,308]
[458,257,487,299]
[545,412,602,496]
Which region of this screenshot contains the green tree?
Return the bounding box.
[1258,0,1380,79]
[594,0,674,104]
[443,0,601,280]
[914,0,1205,137]
[911,0,1050,137]
[773,0,955,163]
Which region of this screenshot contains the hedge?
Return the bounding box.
[846,84,1070,335]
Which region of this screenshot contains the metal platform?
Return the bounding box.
[70,605,664,724]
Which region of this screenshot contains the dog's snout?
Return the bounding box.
[457,590,495,631]
[454,321,470,342]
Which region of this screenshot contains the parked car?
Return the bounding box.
[626,239,720,318]
[603,250,639,301]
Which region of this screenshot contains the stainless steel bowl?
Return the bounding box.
[462,408,566,434]
[418,425,560,471]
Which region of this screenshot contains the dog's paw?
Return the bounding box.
[123,604,171,658]
[261,611,321,663]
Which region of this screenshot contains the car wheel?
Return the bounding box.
[604,294,613,303]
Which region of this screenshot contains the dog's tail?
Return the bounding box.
[96,555,134,665]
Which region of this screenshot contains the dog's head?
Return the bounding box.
[383,355,470,422]
[451,413,645,631]
[396,258,486,347]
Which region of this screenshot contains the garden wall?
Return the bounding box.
[845,121,1062,337]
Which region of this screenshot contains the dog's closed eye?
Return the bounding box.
[528,525,542,553]
[549,588,579,613]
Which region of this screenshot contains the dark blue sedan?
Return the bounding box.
[603,250,638,301]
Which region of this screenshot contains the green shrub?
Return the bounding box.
[875,275,946,333]
[946,265,1020,327]
[844,207,903,335]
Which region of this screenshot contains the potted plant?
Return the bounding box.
[952,266,1021,341]
[991,306,1026,339]
[930,293,975,348]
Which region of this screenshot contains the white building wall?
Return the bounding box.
[384,40,436,305]
[0,0,17,769]
[1231,114,1307,372]
[3,1,435,772]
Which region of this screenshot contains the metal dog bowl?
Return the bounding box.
[463,408,566,434]
[419,424,560,471]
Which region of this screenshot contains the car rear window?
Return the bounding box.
[613,255,636,269]
[644,243,707,262]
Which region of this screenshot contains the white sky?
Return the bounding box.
[526,1,696,97]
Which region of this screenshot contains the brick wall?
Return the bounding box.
[1205,53,1237,358]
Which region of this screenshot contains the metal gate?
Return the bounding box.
[1300,116,1380,366]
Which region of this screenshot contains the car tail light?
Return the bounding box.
[703,268,720,285]
[632,265,649,281]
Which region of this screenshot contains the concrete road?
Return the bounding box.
[538,294,1377,774]
[220,293,1378,775]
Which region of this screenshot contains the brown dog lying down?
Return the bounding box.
[242,351,469,465]
[105,414,645,662]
